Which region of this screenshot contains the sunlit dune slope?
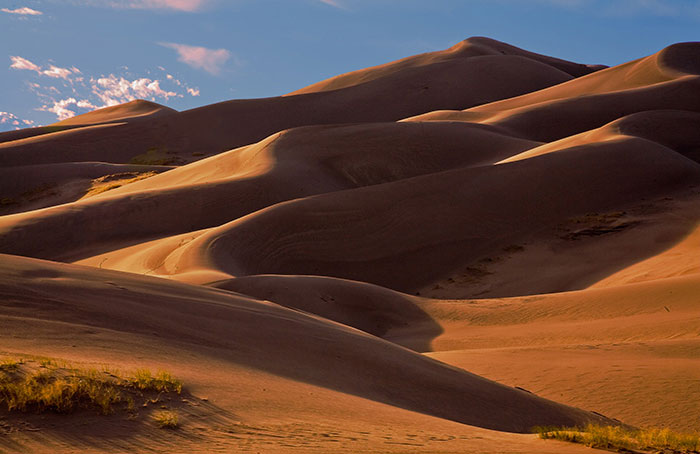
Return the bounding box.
[420,273,700,431]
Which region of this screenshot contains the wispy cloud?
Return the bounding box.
[1,6,43,15]
[319,0,346,8]
[128,0,208,11]
[10,56,76,80]
[159,42,231,75]
[10,56,42,72]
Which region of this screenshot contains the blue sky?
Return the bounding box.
[1,0,699,131]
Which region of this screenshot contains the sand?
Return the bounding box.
[1,37,699,453]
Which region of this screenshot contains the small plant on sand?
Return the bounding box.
[128,369,183,394]
[0,358,23,372]
[152,410,179,429]
[0,359,182,416]
[535,424,700,453]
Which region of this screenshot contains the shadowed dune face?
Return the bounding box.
[211,274,442,352]
[2,38,700,451]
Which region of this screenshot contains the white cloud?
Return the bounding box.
[10,56,75,80]
[1,7,43,15]
[42,65,74,80]
[159,42,230,75]
[91,74,178,105]
[10,56,42,73]
[0,112,19,124]
[187,87,200,96]
[0,111,34,130]
[40,98,79,121]
[76,100,98,109]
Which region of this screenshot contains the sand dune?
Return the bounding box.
[77,133,699,291]
[407,42,700,142]
[53,99,177,127]
[288,36,601,95]
[0,255,610,432]
[2,38,700,453]
[0,121,539,260]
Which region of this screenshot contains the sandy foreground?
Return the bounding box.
[1,37,699,453]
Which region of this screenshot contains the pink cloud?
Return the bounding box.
[1,7,42,15]
[10,57,75,80]
[159,42,230,75]
[10,56,41,72]
[319,0,344,8]
[42,65,74,80]
[105,0,208,11]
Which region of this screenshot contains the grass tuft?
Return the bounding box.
[152,410,179,429]
[129,369,183,394]
[0,359,183,416]
[535,424,700,453]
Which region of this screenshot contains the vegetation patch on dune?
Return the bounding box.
[536,424,700,453]
[0,357,182,416]
[130,146,183,166]
[153,409,179,429]
[81,171,158,199]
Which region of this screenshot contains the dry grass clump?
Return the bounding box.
[81,171,158,199]
[128,369,182,394]
[152,410,179,429]
[0,358,182,416]
[536,424,700,453]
